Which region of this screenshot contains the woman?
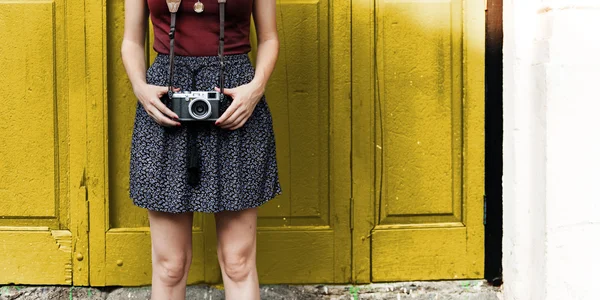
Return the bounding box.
[121,0,281,298]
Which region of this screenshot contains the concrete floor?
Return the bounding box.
[0,281,502,300]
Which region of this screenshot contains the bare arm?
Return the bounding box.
[250,0,280,94]
[215,0,279,129]
[121,0,180,126]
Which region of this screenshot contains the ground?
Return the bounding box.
[0,281,502,299]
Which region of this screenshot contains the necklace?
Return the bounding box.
[193,0,204,13]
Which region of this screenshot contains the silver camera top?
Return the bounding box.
[172,91,220,101]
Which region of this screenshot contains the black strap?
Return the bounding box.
[218,0,225,100]
[165,0,227,186]
[186,124,200,185]
[166,0,180,98]
[167,0,227,100]
[168,12,177,99]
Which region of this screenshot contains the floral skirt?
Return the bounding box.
[129,53,281,213]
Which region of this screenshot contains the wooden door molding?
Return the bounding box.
[87,0,108,287]
[351,0,376,284]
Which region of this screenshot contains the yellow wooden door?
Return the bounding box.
[94,0,351,285]
[351,0,485,281]
[0,0,103,285]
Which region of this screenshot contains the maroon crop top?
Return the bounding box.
[147,0,253,56]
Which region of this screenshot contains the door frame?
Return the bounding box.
[86,0,109,286]
[68,0,106,285]
[350,0,375,283]
[484,0,503,285]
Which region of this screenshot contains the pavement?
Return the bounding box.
[0,281,503,300]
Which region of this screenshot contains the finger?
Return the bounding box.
[145,107,160,124]
[220,111,245,129]
[148,106,180,127]
[218,108,244,128]
[151,97,179,120]
[154,85,169,97]
[143,106,160,123]
[214,86,235,96]
[148,111,159,124]
[215,101,239,125]
[157,86,181,96]
[230,120,247,130]
[219,108,243,128]
[228,115,249,130]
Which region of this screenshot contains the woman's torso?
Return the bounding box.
[147,0,253,56]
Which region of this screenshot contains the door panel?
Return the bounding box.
[0,0,91,285]
[376,0,463,225]
[1,2,57,220]
[100,0,351,285]
[352,0,485,282]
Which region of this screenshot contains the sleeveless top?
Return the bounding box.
[147,0,253,56]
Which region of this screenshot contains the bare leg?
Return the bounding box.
[214,207,260,300]
[148,210,194,300]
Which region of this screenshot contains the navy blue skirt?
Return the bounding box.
[129,54,281,213]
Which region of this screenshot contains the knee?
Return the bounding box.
[155,254,191,286]
[220,252,253,282]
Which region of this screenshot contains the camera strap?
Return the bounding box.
[166,0,227,101]
[166,0,180,99]
[164,0,227,186]
[218,0,226,99]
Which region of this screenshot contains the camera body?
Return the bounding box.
[169,91,221,122]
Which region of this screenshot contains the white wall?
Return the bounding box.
[503,1,600,299]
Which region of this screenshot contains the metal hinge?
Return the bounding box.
[483,195,487,225]
[485,0,488,11]
[80,168,90,233]
[86,195,90,233]
[350,197,354,230]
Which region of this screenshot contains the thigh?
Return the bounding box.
[148,210,194,258]
[214,208,258,254]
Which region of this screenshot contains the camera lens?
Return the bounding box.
[192,101,208,115]
[188,98,212,120]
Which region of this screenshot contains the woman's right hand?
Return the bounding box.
[134,83,181,127]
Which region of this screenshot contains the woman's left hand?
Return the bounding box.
[214,82,264,130]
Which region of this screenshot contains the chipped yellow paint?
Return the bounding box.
[0,229,72,284]
[51,230,74,284]
[51,230,73,253]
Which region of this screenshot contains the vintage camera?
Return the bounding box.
[169,91,221,122]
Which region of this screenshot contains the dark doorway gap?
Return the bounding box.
[484,0,504,286]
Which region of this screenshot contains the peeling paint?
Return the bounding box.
[51,230,72,253]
